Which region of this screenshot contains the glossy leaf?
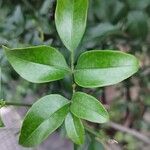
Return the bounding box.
[19,94,70,147]
[65,113,84,145]
[3,45,70,83]
[70,92,109,123]
[55,0,88,51]
[74,50,139,88]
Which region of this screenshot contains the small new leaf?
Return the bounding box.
[55,0,88,51]
[65,113,85,145]
[19,94,70,147]
[74,50,139,88]
[3,45,70,83]
[70,92,109,123]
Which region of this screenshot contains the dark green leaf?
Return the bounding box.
[88,140,104,150]
[70,92,109,123]
[126,11,148,39]
[73,133,91,150]
[92,0,111,21]
[19,94,70,147]
[65,113,85,145]
[74,50,139,88]
[111,1,127,23]
[3,45,70,83]
[55,0,88,51]
[40,0,54,15]
[127,0,150,9]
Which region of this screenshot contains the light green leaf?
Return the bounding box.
[55,0,88,51]
[0,99,5,108]
[19,94,70,147]
[3,45,70,83]
[70,92,109,123]
[65,113,85,145]
[74,50,139,88]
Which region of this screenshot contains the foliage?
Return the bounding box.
[0,0,150,149]
[2,0,139,147]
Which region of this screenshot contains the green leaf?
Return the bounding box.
[40,0,54,15]
[73,134,91,150]
[0,99,5,108]
[55,0,88,51]
[87,23,120,40]
[88,140,104,150]
[70,92,109,123]
[10,5,24,25]
[74,50,139,88]
[126,11,148,39]
[127,0,150,9]
[19,94,70,147]
[111,1,127,23]
[3,45,70,83]
[65,113,85,145]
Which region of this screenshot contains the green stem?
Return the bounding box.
[5,101,32,107]
[71,51,74,72]
[73,143,78,150]
[84,123,103,139]
[71,51,76,94]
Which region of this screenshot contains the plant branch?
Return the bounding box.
[84,123,103,139]
[1,99,31,107]
[3,99,150,145]
[71,51,74,72]
[84,121,150,145]
[108,121,150,145]
[3,101,32,107]
[73,143,78,150]
[71,50,76,94]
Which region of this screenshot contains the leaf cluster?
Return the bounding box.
[2,0,139,147]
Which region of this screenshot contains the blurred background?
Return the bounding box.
[0,0,150,150]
